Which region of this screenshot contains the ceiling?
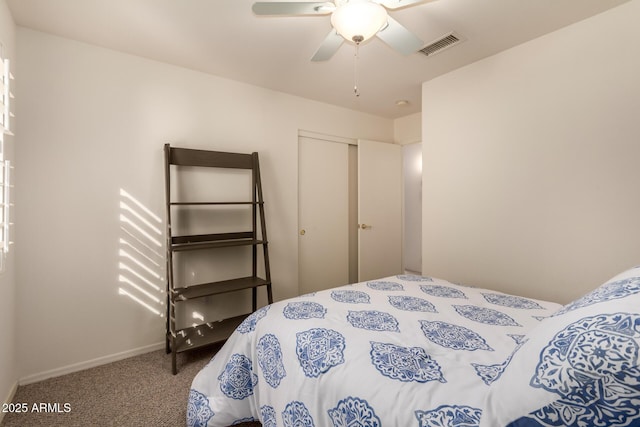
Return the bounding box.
[6,0,629,119]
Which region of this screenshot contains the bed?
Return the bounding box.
[187,267,640,427]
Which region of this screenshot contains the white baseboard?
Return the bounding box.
[18,341,165,386]
[0,380,18,423]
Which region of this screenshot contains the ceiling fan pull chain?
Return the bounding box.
[353,42,360,97]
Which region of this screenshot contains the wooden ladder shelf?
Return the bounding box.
[163,144,273,374]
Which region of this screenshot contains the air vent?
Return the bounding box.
[419,32,462,57]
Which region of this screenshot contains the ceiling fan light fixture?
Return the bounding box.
[331,0,388,44]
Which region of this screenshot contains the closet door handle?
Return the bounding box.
[359,224,371,230]
[299,229,306,235]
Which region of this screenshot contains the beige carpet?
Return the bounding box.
[1,345,261,427]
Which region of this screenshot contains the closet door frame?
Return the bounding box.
[297,131,403,293]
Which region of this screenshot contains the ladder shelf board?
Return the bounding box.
[172,314,248,353]
[167,146,254,169]
[170,201,263,206]
[171,231,254,244]
[170,238,266,252]
[173,276,270,300]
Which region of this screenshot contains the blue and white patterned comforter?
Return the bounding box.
[188,275,561,427]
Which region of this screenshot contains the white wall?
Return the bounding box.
[394,112,421,145]
[14,28,393,380]
[402,142,422,273]
[422,1,640,304]
[395,112,422,273]
[0,0,17,411]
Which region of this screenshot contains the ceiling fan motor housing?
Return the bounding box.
[331,0,388,43]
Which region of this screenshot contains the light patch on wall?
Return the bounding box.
[415,152,423,176]
[118,188,164,316]
[119,189,162,246]
[118,288,161,316]
[192,311,205,328]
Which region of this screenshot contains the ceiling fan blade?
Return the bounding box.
[377,0,436,10]
[311,30,344,61]
[376,16,423,56]
[252,2,335,16]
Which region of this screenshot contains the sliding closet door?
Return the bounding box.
[358,139,402,281]
[298,136,350,294]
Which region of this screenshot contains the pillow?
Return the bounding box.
[480,265,640,427]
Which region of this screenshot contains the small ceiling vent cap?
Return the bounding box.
[419,32,463,57]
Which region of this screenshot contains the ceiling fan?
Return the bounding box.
[252,0,434,61]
